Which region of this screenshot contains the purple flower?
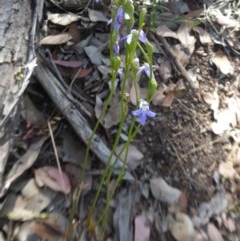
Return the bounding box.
[132,99,156,125]
[137,64,154,78]
[95,0,100,2]
[125,29,148,44]
[113,6,124,31]
[114,35,120,54]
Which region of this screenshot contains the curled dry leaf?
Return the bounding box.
[34,166,71,195]
[211,109,236,135]
[193,27,212,44]
[40,33,73,45]
[207,223,224,241]
[177,24,196,51]
[219,161,238,179]
[168,212,195,241]
[156,25,178,39]
[158,57,172,81]
[152,83,176,107]
[210,51,234,75]
[47,12,80,26]
[115,144,144,171]
[134,214,151,241]
[150,177,181,204]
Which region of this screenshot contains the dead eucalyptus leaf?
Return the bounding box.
[134,214,151,241]
[207,223,224,241]
[156,25,178,39]
[150,177,181,204]
[191,192,228,227]
[40,33,72,45]
[211,109,236,135]
[34,166,71,195]
[193,27,212,44]
[177,24,196,49]
[211,51,234,75]
[88,9,109,22]
[219,161,237,179]
[84,46,104,65]
[115,144,144,170]
[15,221,65,241]
[168,212,195,241]
[2,137,47,197]
[102,95,122,128]
[69,23,81,43]
[158,58,172,81]
[172,44,191,66]
[47,12,80,26]
[73,68,93,78]
[54,60,83,68]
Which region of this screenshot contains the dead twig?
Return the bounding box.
[35,53,134,181]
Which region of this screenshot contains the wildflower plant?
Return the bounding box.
[67,0,158,240]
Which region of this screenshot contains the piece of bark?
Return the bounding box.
[0,0,43,189]
[34,54,134,181]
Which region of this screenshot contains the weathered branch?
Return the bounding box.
[34,54,134,181]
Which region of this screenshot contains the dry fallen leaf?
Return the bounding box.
[158,57,172,81]
[152,83,176,107]
[102,95,122,129]
[69,22,81,43]
[172,44,191,66]
[219,161,238,179]
[84,46,105,65]
[211,109,236,135]
[88,9,109,22]
[40,33,73,45]
[168,212,195,241]
[115,144,144,171]
[177,24,196,51]
[54,60,83,68]
[73,68,93,79]
[2,137,47,198]
[191,192,228,227]
[193,27,212,44]
[47,12,80,26]
[156,25,178,39]
[15,221,65,241]
[207,223,224,241]
[210,51,234,75]
[134,214,151,241]
[150,177,181,204]
[34,166,71,195]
